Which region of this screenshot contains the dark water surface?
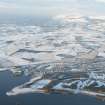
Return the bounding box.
[0,71,105,105]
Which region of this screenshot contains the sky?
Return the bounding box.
[0,0,105,16]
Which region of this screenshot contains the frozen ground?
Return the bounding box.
[1,15,105,99]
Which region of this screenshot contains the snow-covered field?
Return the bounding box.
[1,15,105,98]
[1,15,105,68]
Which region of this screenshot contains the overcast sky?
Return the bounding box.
[0,0,105,16]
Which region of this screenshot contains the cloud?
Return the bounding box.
[0,0,105,16]
[96,0,105,3]
[0,1,19,9]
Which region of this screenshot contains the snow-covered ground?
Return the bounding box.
[0,15,105,69]
[1,15,105,98]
